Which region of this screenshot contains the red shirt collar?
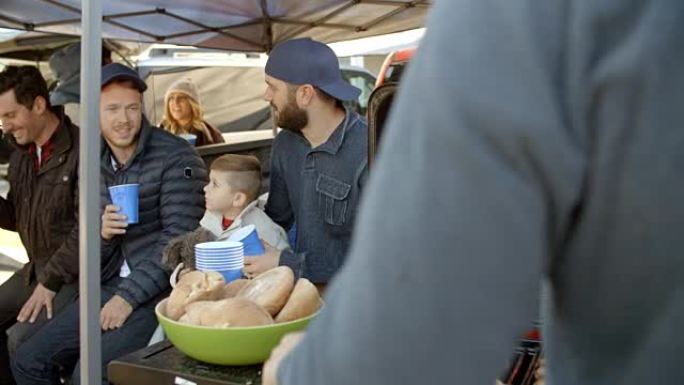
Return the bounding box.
[27,136,55,171]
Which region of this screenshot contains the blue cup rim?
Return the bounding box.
[196,254,243,258]
[196,255,244,259]
[195,250,244,255]
[196,255,243,259]
[196,261,244,266]
[197,264,244,268]
[196,259,244,265]
[195,241,244,250]
[195,259,244,264]
[198,267,243,272]
[108,183,140,190]
[228,224,256,242]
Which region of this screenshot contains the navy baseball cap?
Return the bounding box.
[265,38,361,102]
[101,63,147,92]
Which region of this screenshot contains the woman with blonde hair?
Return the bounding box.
[160,77,225,146]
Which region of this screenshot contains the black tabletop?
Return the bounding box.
[108,341,263,385]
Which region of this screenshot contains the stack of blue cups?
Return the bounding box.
[194,241,244,282]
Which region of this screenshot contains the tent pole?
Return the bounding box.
[79,0,102,382]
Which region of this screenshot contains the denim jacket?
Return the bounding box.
[266,108,368,283]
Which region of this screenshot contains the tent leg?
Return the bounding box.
[79,0,102,383]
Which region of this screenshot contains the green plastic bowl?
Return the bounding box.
[155,298,318,365]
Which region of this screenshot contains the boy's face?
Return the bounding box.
[204,170,240,214]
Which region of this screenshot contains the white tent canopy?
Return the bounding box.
[0,0,429,52]
[0,29,146,62]
[329,27,423,57]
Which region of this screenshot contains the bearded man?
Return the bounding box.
[259,38,368,290]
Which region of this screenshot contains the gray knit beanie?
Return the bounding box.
[165,77,201,105]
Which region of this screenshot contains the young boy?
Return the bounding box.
[163,154,289,278]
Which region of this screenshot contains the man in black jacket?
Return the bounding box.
[11,63,207,385]
[0,66,80,385]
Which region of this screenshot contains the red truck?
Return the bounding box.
[374,47,416,88]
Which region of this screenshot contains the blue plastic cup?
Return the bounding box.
[108,184,139,224]
[243,234,265,256]
[196,260,244,270]
[218,268,243,283]
[179,133,197,145]
[196,266,242,282]
[231,225,265,256]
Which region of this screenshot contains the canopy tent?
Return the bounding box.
[0,0,429,52]
[0,30,145,61]
[0,1,431,382]
[0,31,78,61]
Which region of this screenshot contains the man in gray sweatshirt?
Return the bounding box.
[262,0,684,384]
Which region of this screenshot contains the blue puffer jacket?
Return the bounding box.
[100,121,207,309]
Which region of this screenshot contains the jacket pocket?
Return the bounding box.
[45,172,74,214]
[316,174,351,226]
[44,173,76,248]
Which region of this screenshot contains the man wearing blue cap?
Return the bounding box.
[246,38,368,287]
[12,63,208,385]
